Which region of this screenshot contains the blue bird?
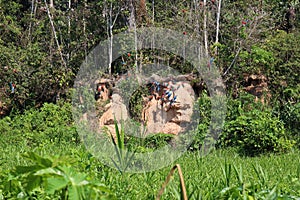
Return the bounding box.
[170,95,177,106]
[166,90,173,100]
[8,82,15,93]
[154,81,160,92]
[207,57,214,70]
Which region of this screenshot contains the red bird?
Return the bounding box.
[242,19,249,26]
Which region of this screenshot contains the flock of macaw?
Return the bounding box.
[93,79,178,112]
[149,81,178,112]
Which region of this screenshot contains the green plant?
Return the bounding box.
[126,132,174,153]
[109,118,135,173]
[219,106,294,156]
[0,152,114,199]
[188,91,211,151]
[2,102,79,147]
[279,101,300,146]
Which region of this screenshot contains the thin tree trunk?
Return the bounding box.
[152,0,155,24]
[83,0,87,61]
[151,0,155,65]
[127,0,138,73]
[105,1,121,76]
[109,2,113,76]
[27,0,35,43]
[67,0,71,63]
[130,1,138,73]
[44,0,67,68]
[215,0,222,55]
[203,0,208,57]
[50,0,54,8]
[193,0,201,61]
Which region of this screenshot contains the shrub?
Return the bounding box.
[219,107,294,156]
[187,91,211,151]
[279,101,300,146]
[126,133,174,153]
[0,102,79,147]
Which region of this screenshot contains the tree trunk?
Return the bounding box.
[203,0,209,57]
[49,0,54,8]
[215,0,222,55]
[83,0,87,61]
[105,1,121,76]
[152,0,155,24]
[108,2,113,76]
[67,0,71,63]
[44,0,66,68]
[27,0,35,43]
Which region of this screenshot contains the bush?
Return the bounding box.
[187,91,211,151]
[219,106,294,156]
[0,102,79,147]
[126,132,174,153]
[279,102,300,146]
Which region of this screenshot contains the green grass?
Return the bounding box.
[102,148,300,199]
[1,135,300,199]
[1,102,300,199]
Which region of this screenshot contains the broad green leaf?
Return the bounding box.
[22,152,52,167]
[15,165,42,174]
[46,177,68,194]
[34,167,62,176]
[68,185,82,200]
[22,174,42,192]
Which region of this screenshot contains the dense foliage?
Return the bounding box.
[0,0,300,198]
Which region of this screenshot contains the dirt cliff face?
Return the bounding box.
[98,93,129,138]
[243,74,271,104]
[142,81,194,135]
[98,80,195,137]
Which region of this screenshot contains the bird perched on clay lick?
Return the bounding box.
[165,90,174,101]
[151,81,161,100]
[159,93,166,107]
[170,95,177,106]
[166,95,178,112]
[153,81,161,92]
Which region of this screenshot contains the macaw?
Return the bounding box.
[154,81,160,92]
[9,82,15,93]
[162,82,169,88]
[208,57,214,70]
[169,95,177,106]
[166,95,177,112]
[166,90,173,101]
[160,94,165,107]
[242,19,249,26]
